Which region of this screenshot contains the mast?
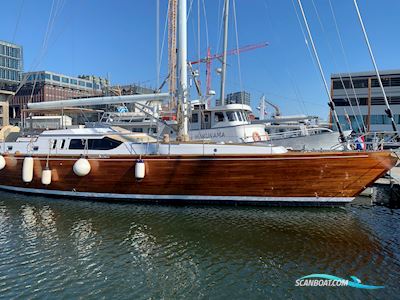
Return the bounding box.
[259,95,266,120]
[353,0,399,135]
[219,0,230,106]
[177,0,189,140]
[297,0,346,144]
[168,0,178,110]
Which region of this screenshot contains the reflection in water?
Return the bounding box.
[71,219,97,260]
[0,192,398,299]
[21,205,39,245]
[0,205,10,246]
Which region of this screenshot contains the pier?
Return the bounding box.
[371,166,400,207]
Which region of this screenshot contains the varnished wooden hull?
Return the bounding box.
[0,151,396,205]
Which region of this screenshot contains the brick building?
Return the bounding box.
[10,71,108,118]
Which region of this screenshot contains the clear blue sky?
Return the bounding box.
[1,0,400,119]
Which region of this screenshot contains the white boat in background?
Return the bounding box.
[188,101,268,143]
[258,115,351,150]
[96,101,268,144]
[253,97,351,150]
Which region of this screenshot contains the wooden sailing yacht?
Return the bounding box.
[0,0,396,206]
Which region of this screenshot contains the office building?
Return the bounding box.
[216,91,251,106]
[0,40,22,125]
[331,70,400,132]
[11,71,108,118]
[0,40,23,90]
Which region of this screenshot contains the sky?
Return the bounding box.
[1,0,400,119]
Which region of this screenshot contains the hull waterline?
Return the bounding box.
[0,151,396,206]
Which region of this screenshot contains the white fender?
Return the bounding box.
[41,169,52,185]
[0,155,6,170]
[135,159,145,180]
[22,157,34,183]
[73,158,91,176]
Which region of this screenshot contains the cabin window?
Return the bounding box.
[69,137,122,150]
[243,112,250,122]
[69,139,86,150]
[52,139,57,149]
[204,114,209,123]
[192,113,199,123]
[214,112,224,122]
[227,111,238,122]
[7,146,12,151]
[237,112,244,121]
[88,137,122,150]
[60,139,66,149]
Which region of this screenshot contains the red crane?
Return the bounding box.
[190,41,269,95]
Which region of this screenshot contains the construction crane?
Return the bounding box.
[190,41,269,95]
[168,0,178,110]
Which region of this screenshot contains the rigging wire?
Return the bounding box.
[197,0,201,79]
[12,0,25,43]
[156,0,160,88]
[201,0,210,50]
[296,0,346,143]
[290,0,318,76]
[28,0,67,104]
[187,0,194,19]
[232,0,247,138]
[232,0,243,96]
[230,78,327,107]
[13,0,65,99]
[201,0,210,98]
[158,1,170,92]
[290,0,323,115]
[216,0,225,54]
[328,0,367,133]
[353,0,398,134]
[310,0,364,133]
[264,0,308,115]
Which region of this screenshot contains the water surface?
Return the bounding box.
[0,191,399,299]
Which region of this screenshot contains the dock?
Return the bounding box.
[370,166,400,208]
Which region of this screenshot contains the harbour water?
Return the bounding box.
[0,190,399,299]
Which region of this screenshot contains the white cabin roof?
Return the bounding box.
[194,104,253,112]
[41,127,116,136]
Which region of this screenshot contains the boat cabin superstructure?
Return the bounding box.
[0,126,287,156]
[189,102,268,143]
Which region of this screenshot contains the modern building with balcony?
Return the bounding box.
[331,70,400,132]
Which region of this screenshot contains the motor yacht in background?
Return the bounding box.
[257,114,351,150]
[96,100,268,144]
[253,96,351,150]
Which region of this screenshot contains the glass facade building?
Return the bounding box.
[0,40,23,88]
[331,70,400,132]
[216,91,251,106]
